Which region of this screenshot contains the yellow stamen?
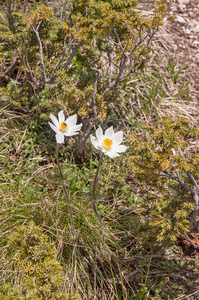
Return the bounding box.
[60,122,68,132]
[101,138,113,151]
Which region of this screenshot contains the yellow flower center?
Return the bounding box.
[60,122,68,132]
[101,138,113,151]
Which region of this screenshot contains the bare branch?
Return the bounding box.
[0,12,9,26]
[32,18,78,85]
[0,56,20,83]
[112,29,127,56]
[61,45,78,71]
[90,60,99,121]
[182,234,199,248]
[0,73,12,83]
[175,169,194,194]
[193,192,199,208]
[187,171,199,191]
[102,26,156,99]
[171,147,199,191]
[178,147,184,158]
[138,25,142,43]
[189,194,199,231]
[146,26,159,47]
[155,169,194,194]
[4,58,18,76]
[154,171,174,178]
[25,49,38,89]
[23,0,28,14]
[32,21,47,83]
[124,21,137,45]
[106,35,113,87]
[48,38,77,83]
[129,29,150,56]
[0,42,9,46]
[103,55,128,99]
[119,55,134,81]
[156,164,199,231]
[79,60,100,154]
[8,0,15,30]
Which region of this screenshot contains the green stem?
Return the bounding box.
[56,144,76,236]
[92,153,104,226]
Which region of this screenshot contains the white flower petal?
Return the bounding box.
[68,123,83,132]
[58,110,65,124]
[105,126,114,139]
[66,114,77,127]
[90,135,102,151]
[96,126,104,143]
[64,131,80,136]
[56,132,64,144]
[112,131,123,146]
[112,145,127,153]
[106,151,120,158]
[50,113,59,128]
[91,126,127,157]
[49,122,59,134]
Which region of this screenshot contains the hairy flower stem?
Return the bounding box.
[56,144,76,236]
[92,153,104,226]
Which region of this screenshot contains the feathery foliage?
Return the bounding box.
[1,221,78,299]
[0,0,167,153]
[127,117,199,242]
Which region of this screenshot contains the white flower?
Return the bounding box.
[90,126,127,158]
[49,110,82,144]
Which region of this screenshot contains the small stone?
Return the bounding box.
[163,17,167,24]
[193,40,199,46]
[195,24,199,32]
[192,20,198,26]
[185,28,191,34]
[179,4,186,13]
[176,15,185,23]
[178,0,190,4]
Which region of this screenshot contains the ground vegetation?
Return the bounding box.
[1,0,199,299]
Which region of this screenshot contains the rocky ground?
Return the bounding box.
[161,2,199,298]
[140,0,199,127]
[166,0,199,124]
[138,1,199,298]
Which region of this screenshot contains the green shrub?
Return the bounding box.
[127,117,199,242]
[0,221,77,299]
[0,0,167,154]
